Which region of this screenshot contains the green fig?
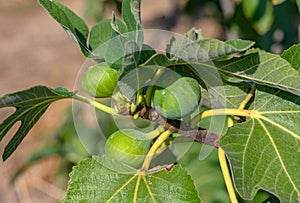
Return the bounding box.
[105,129,151,168]
[82,62,118,98]
[153,77,201,119]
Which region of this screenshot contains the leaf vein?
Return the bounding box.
[257,119,300,195]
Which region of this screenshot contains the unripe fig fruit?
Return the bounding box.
[82,63,118,98]
[153,77,201,119]
[105,129,151,168]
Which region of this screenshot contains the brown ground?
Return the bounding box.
[0,1,86,202]
[0,1,222,202]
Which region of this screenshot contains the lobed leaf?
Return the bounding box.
[220,86,300,202]
[62,156,200,203]
[0,86,75,161]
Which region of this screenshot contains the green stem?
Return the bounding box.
[141,130,172,170]
[144,126,165,139]
[73,94,114,115]
[137,89,145,105]
[134,175,142,203]
[239,85,256,110]
[218,148,238,203]
[190,108,255,128]
[145,67,165,107]
[191,86,257,128]
[132,89,145,118]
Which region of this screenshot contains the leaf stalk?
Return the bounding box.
[141,130,172,170]
[239,85,256,110]
[191,108,254,128]
[218,148,238,203]
[145,67,165,107]
[73,94,114,115]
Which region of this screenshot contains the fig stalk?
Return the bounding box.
[141,130,172,170]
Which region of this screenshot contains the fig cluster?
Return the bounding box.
[81,63,203,168]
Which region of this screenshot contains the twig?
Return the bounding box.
[147,108,221,147]
[113,101,222,147]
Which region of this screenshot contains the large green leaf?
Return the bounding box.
[215,50,300,96]
[0,86,75,161]
[38,0,92,57]
[62,156,200,202]
[281,44,300,72]
[220,86,300,202]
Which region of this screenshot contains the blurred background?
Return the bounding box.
[0,0,299,202]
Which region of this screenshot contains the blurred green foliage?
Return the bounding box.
[85,0,299,52]
[228,0,299,52]
[83,0,122,22]
[176,0,299,52]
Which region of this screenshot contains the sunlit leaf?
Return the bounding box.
[220,86,300,202]
[62,156,200,202]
